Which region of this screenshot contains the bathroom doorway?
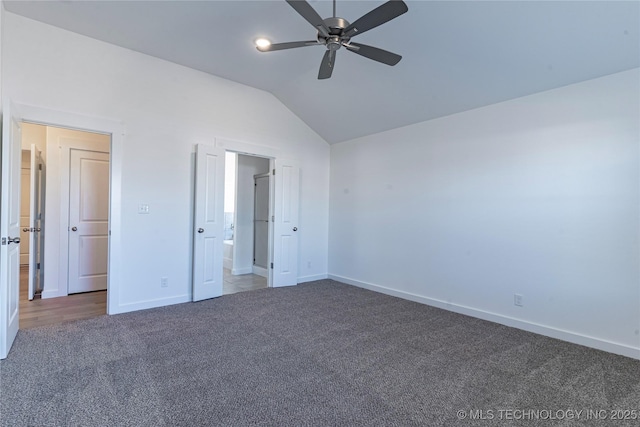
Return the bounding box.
[222,152,270,295]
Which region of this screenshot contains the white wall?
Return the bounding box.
[233,155,269,274]
[3,12,330,312]
[0,2,3,107]
[0,3,3,115]
[224,152,236,214]
[329,69,640,359]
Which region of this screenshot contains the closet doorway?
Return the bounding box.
[19,123,110,329]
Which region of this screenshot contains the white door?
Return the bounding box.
[272,160,299,287]
[19,166,30,265]
[1,101,23,359]
[28,145,45,300]
[67,149,110,294]
[193,144,225,301]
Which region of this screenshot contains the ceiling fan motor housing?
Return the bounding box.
[320,17,350,50]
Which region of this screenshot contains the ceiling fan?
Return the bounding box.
[257,0,409,79]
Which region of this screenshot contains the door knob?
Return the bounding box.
[8,237,20,244]
[293,227,298,232]
[197,228,204,233]
[23,228,29,232]
[71,226,78,232]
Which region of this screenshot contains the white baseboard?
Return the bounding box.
[328,274,640,360]
[231,267,253,275]
[109,294,191,315]
[252,265,268,278]
[297,273,328,283]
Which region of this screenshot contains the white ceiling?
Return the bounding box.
[4,0,639,144]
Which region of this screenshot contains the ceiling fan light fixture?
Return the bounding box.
[255,38,272,49]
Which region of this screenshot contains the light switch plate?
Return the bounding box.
[138,204,150,214]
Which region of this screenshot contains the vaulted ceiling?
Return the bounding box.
[4,1,639,144]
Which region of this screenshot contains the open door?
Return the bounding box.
[28,144,45,300]
[192,144,225,301]
[1,101,23,359]
[272,160,299,287]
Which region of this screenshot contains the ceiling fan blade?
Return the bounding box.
[286,0,331,38]
[345,42,402,66]
[342,0,408,38]
[257,40,319,52]
[318,50,336,80]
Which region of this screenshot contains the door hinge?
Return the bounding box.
[39,164,42,170]
[1,238,6,245]
[270,263,274,269]
[37,263,41,270]
[272,169,275,175]
[271,215,274,222]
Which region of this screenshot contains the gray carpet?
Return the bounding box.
[1,280,639,426]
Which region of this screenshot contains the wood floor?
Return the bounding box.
[19,266,267,329]
[19,266,106,329]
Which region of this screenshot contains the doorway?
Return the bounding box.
[2,102,123,358]
[19,145,45,301]
[222,153,270,295]
[18,123,110,328]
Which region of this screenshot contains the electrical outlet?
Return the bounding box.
[514,294,523,307]
[161,277,168,288]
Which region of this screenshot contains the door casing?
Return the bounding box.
[8,103,123,316]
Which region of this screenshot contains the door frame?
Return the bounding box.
[11,104,123,315]
[215,138,280,288]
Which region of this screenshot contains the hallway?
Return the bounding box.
[19,267,106,329]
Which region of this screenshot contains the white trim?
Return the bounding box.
[272,281,297,288]
[15,103,124,316]
[298,273,328,283]
[216,137,280,160]
[109,294,191,315]
[252,265,268,278]
[231,267,253,275]
[329,274,640,360]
